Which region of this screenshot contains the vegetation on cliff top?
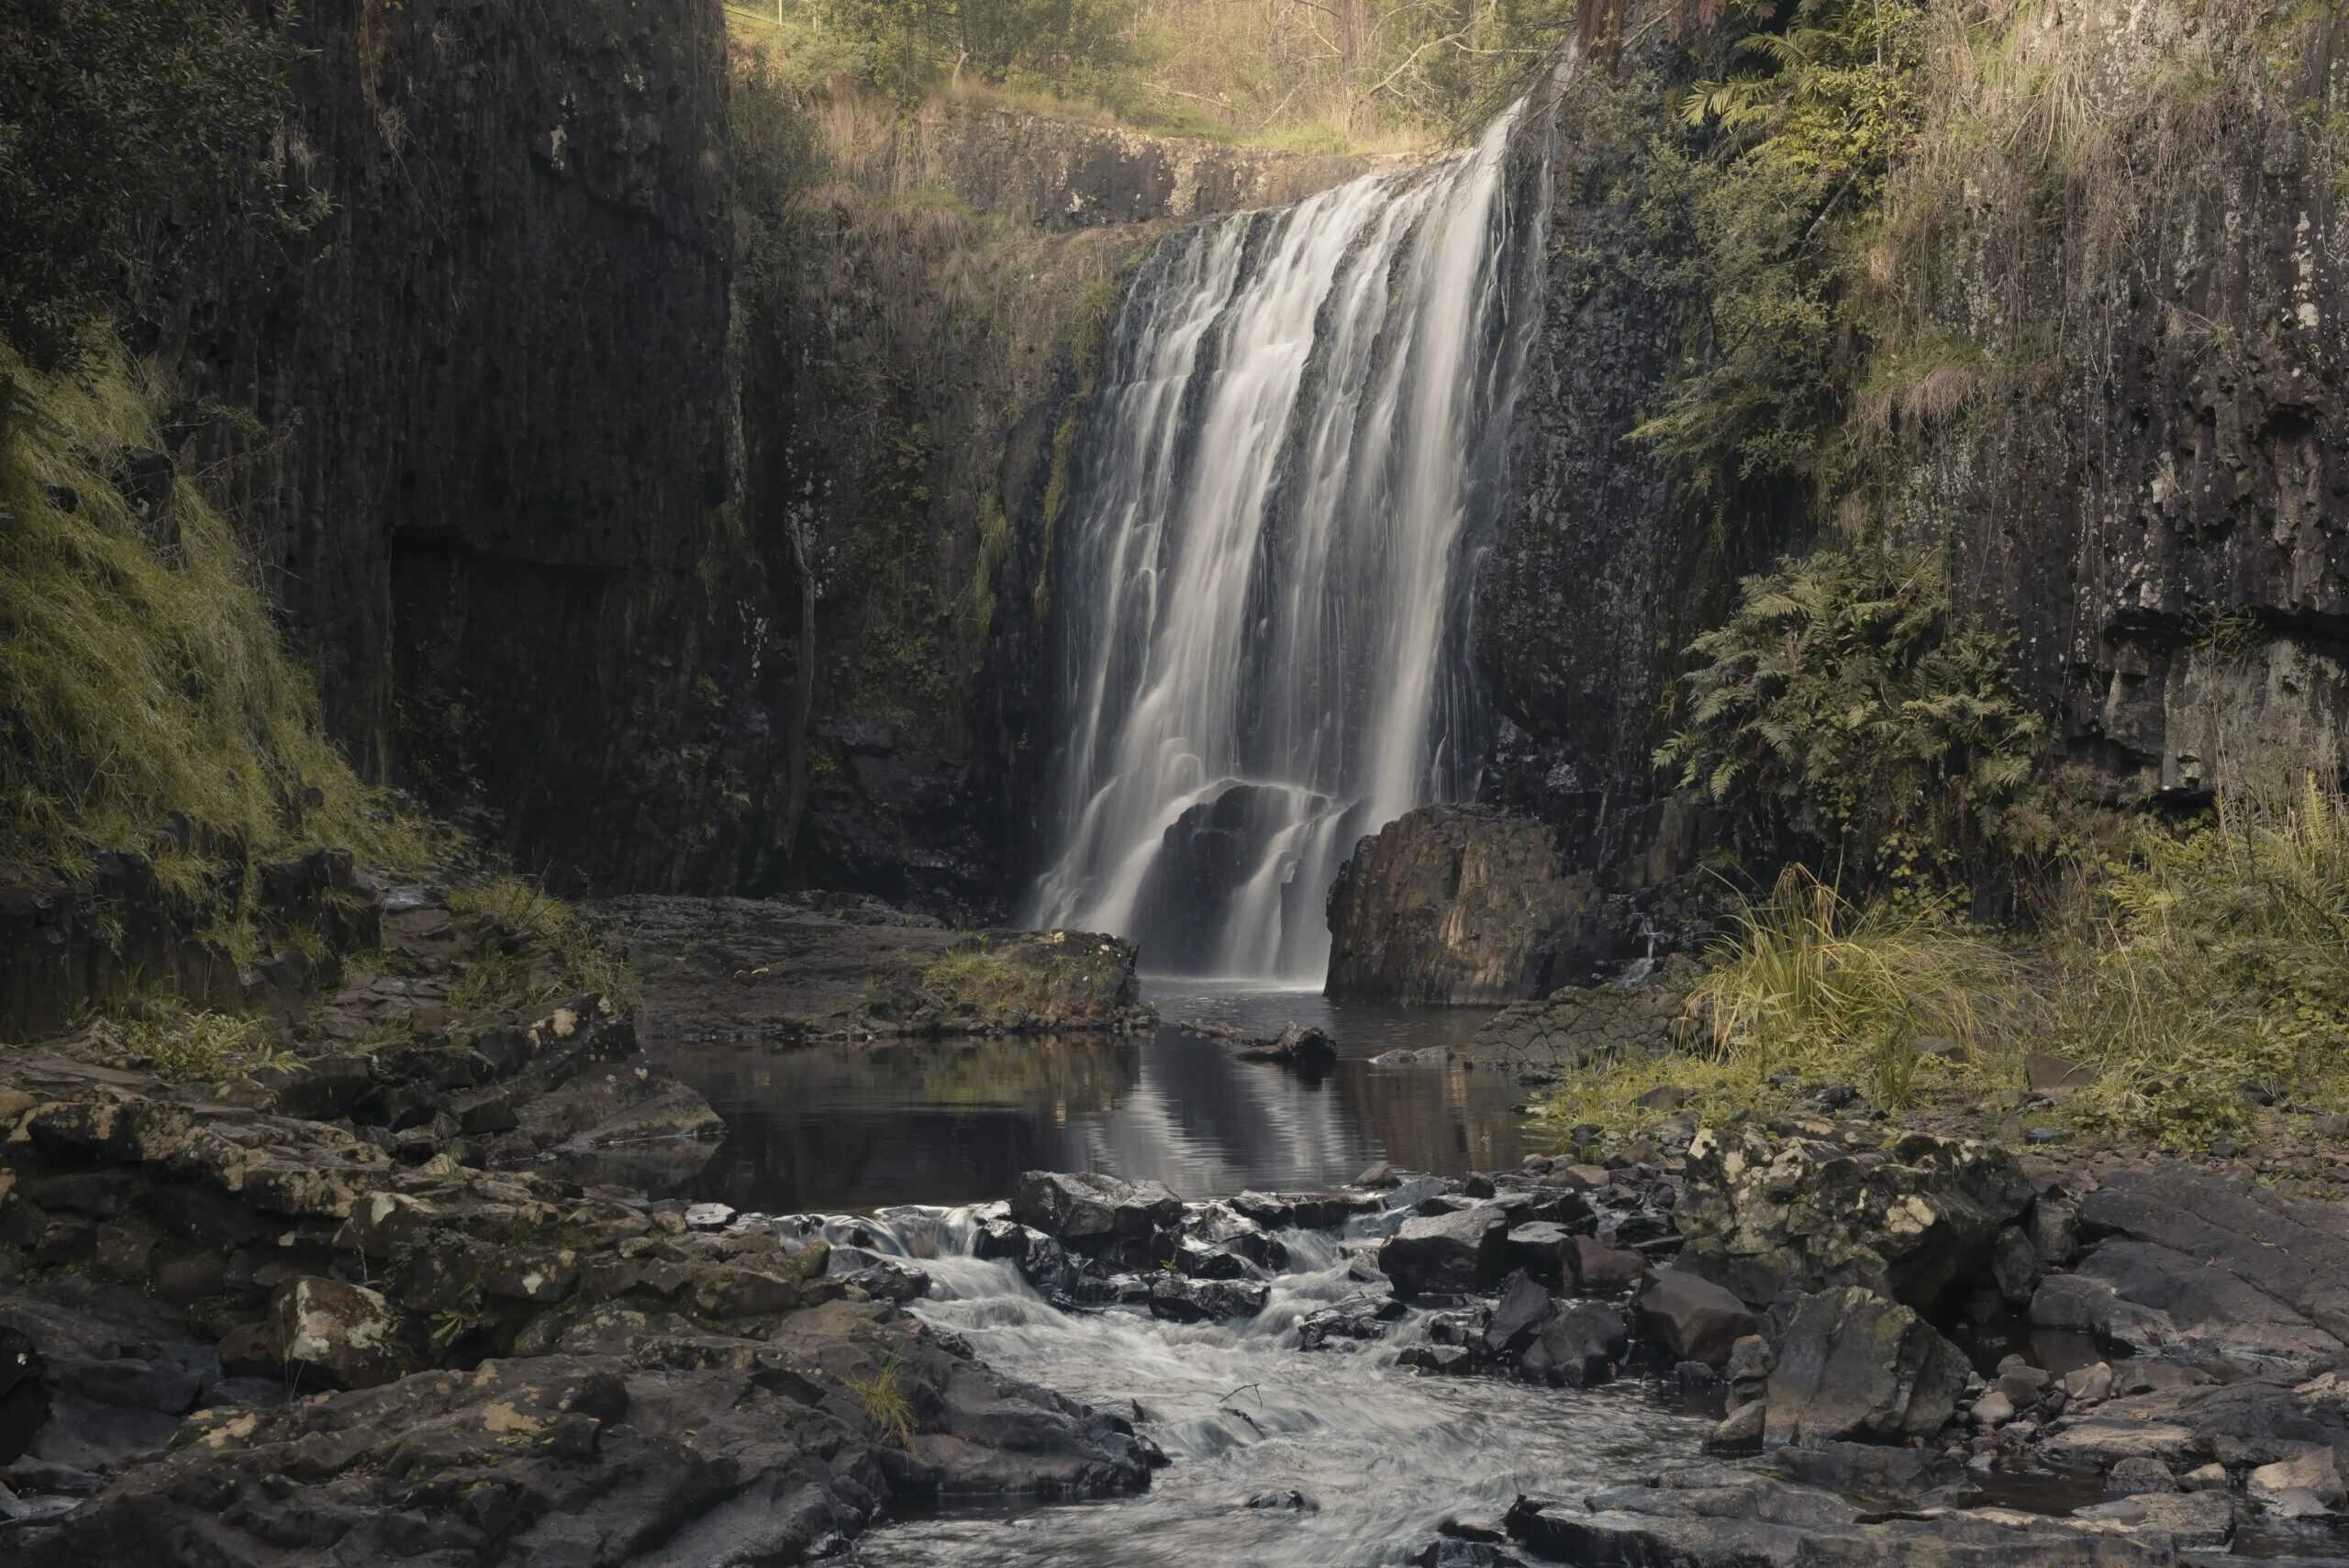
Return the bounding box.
[729,0,1576,151]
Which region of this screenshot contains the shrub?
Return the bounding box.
[2044,759,2349,1148]
[0,0,301,371]
[1657,548,2045,888]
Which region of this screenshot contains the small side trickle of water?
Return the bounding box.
[821,1201,1705,1568]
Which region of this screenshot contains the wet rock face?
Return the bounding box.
[1325,806,1608,1004]
[0,1054,1158,1562]
[1674,1129,2035,1309]
[2,847,379,1043]
[1762,1288,1971,1446]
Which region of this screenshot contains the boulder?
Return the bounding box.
[1989,1226,2041,1306]
[266,1278,411,1391]
[1484,1273,1556,1356]
[1519,1303,1629,1387]
[1505,1222,1575,1285]
[1009,1171,1183,1248]
[2072,1488,2234,1549]
[1380,1208,1508,1296]
[1568,1236,1649,1293]
[1453,963,1698,1074]
[1634,1270,1759,1369]
[2246,1444,2344,1515]
[2104,1457,2176,1495]
[974,1219,1078,1296]
[1764,1288,1970,1446]
[1325,806,1606,1005]
[1675,1128,2035,1309]
[1147,1277,1269,1324]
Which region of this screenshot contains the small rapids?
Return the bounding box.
[807,1205,1707,1567]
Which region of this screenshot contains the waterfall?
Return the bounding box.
[1031,87,1557,983]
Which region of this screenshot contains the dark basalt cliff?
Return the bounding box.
[1891,1,2349,795]
[1474,0,2349,910]
[139,0,782,893]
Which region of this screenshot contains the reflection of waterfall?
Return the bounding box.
[1030,87,1561,981]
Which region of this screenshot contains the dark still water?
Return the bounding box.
[626,984,1533,1212]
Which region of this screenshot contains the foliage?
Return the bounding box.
[1657,548,2045,886]
[2044,760,2349,1149]
[0,339,427,891]
[0,0,302,371]
[120,1003,295,1086]
[1683,865,2016,1106]
[1547,751,2349,1152]
[1620,0,1927,496]
[818,0,1138,105]
[734,0,1547,152]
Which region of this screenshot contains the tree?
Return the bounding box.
[819,0,1137,102]
[0,0,298,370]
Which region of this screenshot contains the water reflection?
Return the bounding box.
[638,984,1530,1211]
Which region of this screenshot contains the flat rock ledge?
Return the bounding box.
[0,1047,1154,1563]
[603,895,1154,1040]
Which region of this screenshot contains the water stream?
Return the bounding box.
[1030,92,1556,982]
[821,1206,1709,1568]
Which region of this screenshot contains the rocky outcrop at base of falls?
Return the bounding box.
[1325,806,1659,1004]
[600,894,1152,1040]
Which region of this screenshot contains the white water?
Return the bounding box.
[1030,93,1556,984]
[819,1202,1705,1568]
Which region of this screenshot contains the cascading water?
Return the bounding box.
[818,1200,1707,1568]
[1030,88,1558,983]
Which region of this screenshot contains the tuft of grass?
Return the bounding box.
[918,943,1046,1016]
[446,878,640,1016]
[844,1356,917,1450]
[120,1003,293,1086]
[1682,866,2018,1110]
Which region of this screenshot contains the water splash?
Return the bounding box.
[1031,91,1560,983]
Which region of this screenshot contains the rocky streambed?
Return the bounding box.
[3,889,2346,1565]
